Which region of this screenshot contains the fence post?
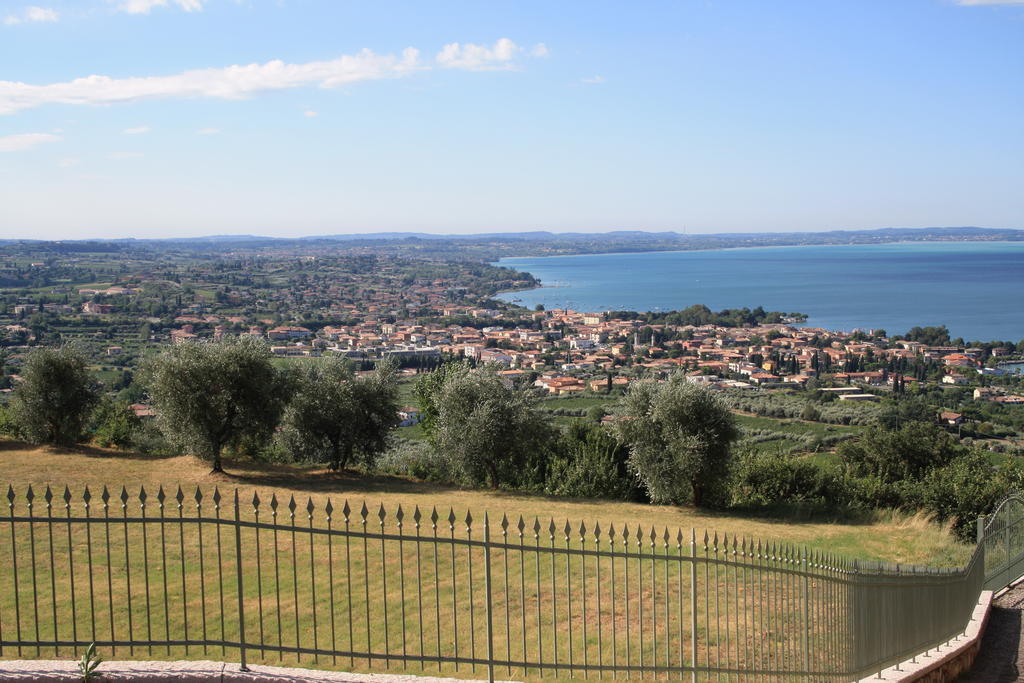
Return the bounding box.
[690,529,698,683]
[484,513,495,683]
[233,490,248,672]
[801,546,810,675]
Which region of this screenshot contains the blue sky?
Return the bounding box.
[1,0,1022,239]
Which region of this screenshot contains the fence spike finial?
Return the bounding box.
[533,518,541,538]
[139,485,147,506]
[548,518,556,540]
[396,504,404,527]
[579,520,586,541]
[194,486,203,505]
[44,484,53,506]
[429,506,438,528]
[63,485,72,507]
[252,491,260,509]
[325,498,334,520]
[156,486,165,508]
[101,485,110,506]
[174,486,183,507]
[517,515,526,536]
[501,513,509,534]
[306,497,315,520]
[287,495,297,517]
[119,485,128,507]
[343,500,352,522]
[594,521,602,541]
[377,503,387,524]
[413,505,421,528]
[6,484,14,505]
[83,486,92,506]
[563,519,572,540]
[270,493,279,515]
[212,487,221,508]
[447,508,456,529]
[464,510,473,531]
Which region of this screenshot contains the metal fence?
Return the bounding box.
[0,484,1008,681]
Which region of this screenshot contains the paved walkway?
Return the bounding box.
[0,660,508,683]
[957,584,1024,682]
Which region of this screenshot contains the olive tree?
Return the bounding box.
[10,345,99,446]
[141,337,288,473]
[280,357,399,471]
[614,374,739,507]
[426,365,552,489]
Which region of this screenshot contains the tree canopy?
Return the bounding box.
[280,357,399,470]
[421,364,553,489]
[10,345,99,446]
[142,337,288,472]
[614,374,739,507]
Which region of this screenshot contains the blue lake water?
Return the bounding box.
[495,242,1024,342]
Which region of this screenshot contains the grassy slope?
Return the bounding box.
[0,440,970,679]
[0,440,967,568]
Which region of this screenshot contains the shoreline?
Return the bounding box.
[493,238,1024,266]
[490,241,1024,342]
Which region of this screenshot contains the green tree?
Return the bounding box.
[142,337,288,473]
[280,357,399,470]
[614,374,739,507]
[426,366,553,488]
[91,397,141,450]
[10,346,100,446]
[838,422,964,482]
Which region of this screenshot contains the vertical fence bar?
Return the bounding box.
[689,529,697,683]
[7,487,22,658]
[484,513,495,683]
[139,487,153,656]
[214,489,226,658]
[307,499,318,665]
[253,494,265,660]
[176,487,189,657]
[234,490,248,671]
[44,488,57,657]
[83,487,96,647]
[119,487,132,656]
[156,488,170,656]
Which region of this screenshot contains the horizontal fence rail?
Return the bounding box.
[0,484,1006,681]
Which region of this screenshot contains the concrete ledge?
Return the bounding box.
[0,660,503,683]
[858,590,993,682]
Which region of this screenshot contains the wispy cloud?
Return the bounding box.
[4,6,59,25]
[121,125,151,134]
[115,0,206,14]
[108,151,144,159]
[581,75,605,84]
[0,47,423,115]
[57,158,80,168]
[955,0,1024,4]
[0,39,540,115]
[303,110,318,118]
[436,38,546,71]
[196,127,221,135]
[0,132,61,151]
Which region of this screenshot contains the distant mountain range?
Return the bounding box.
[1,226,1021,259]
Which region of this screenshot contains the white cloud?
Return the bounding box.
[303,110,318,117]
[435,38,542,71]
[116,0,206,14]
[57,158,80,168]
[4,6,59,25]
[121,125,151,134]
[0,132,61,151]
[0,47,423,115]
[581,75,605,84]
[108,151,144,159]
[956,0,1024,4]
[196,127,221,135]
